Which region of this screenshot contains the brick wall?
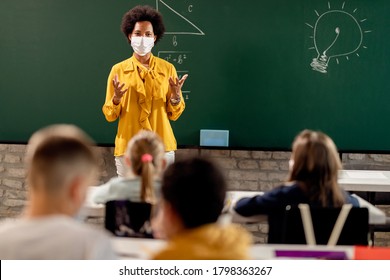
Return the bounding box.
[0,144,117,218]
[1,144,389,245]
[0,144,27,217]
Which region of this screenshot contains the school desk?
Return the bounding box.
[111,237,355,260]
[84,169,390,221]
[78,186,105,220]
[339,170,390,193]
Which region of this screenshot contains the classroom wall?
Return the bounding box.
[1,143,389,246]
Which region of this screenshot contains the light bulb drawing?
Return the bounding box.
[306,1,371,74]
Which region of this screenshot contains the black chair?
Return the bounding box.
[268,204,369,245]
[105,200,154,238]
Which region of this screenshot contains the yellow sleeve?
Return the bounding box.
[102,66,121,122]
[166,64,185,121]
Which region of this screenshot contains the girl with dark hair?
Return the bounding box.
[234,129,359,217]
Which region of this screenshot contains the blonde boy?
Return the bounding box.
[0,124,116,259]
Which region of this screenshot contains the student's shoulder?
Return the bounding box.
[0,218,20,235]
[107,177,142,194]
[152,245,183,260]
[259,183,306,205]
[110,176,139,186]
[267,182,301,195]
[55,217,116,259]
[103,176,128,187]
[58,217,112,243]
[97,177,138,192]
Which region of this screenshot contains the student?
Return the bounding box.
[0,124,116,259]
[151,157,252,260]
[234,129,359,217]
[92,130,166,204]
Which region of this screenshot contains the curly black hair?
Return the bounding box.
[121,5,165,44]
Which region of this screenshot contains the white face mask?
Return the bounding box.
[131,36,154,56]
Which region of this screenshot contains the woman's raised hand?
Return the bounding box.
[112,74,127,104]
[169,74,188,100]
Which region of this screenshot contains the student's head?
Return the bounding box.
[125,130,165,203]
[121,5,165,44]
[158,157,226,238]
[26,124,98,216]
[288,129,345,206]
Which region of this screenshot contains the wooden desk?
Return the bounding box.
[227,191,386,225]
[111,237,354,260]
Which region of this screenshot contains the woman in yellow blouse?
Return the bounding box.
[103,5,188,176]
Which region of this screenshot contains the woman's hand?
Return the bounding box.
[112,74,127,105]
[169,74,188,100]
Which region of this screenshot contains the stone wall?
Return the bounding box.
[1,144,390,246]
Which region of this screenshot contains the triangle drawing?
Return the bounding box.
[156,0,205,35]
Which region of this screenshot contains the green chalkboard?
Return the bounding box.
[1,0,389,151]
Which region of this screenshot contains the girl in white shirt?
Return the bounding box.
[92,130,166,204]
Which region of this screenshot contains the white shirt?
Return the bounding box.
[0,215,117,259]
[92,177,161,204]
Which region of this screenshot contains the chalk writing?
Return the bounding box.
[306,1,371,73]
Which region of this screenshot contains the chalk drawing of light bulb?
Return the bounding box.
[307,2,371,74]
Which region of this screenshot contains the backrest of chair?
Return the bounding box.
[268,206,369,245]
[105,200,153,238]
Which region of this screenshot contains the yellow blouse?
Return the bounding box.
[102,54,185,156]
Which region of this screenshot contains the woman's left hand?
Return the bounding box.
[169,74,188,100]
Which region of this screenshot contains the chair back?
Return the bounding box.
[268,205,369,245]
[105,200,154,238]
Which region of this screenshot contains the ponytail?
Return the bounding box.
[126,130,165,204]
[140,153,155,203]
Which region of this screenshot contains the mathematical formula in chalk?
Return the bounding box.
[158,51,191,100]
[158,51,190,65]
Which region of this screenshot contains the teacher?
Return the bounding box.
[103,5,187,177]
